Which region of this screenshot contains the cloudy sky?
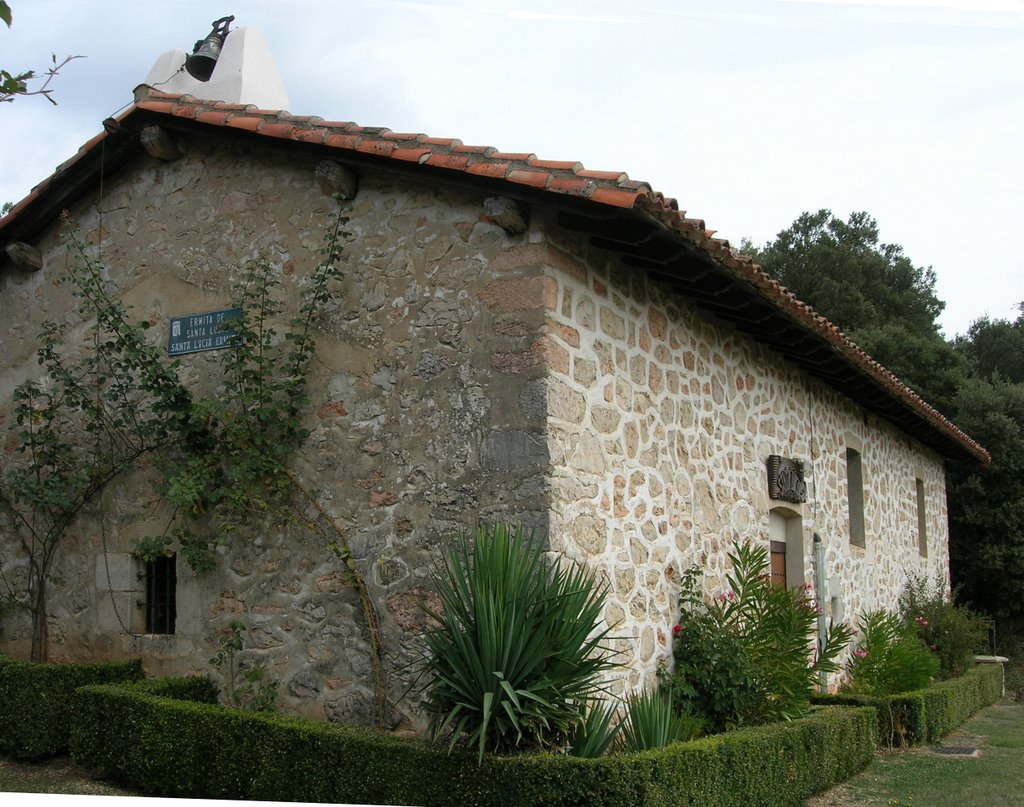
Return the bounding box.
[2,0,1021,336]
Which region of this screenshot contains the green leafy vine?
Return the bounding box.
[1,204,387,725]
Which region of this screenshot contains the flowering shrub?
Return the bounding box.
[898,573,987,679]
[662,542,853,732]
[843,609,939,696]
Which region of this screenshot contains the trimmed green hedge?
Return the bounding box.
[70,681,876,807]
[0,655,143,759]
[129,674,220,704]
[812,662,1003,746]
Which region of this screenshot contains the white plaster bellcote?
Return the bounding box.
[143,27,290,111]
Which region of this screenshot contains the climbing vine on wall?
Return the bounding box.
[0,203,386,723]
[0,215,186,660]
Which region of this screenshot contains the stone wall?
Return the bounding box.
[0,134,560,726]
[536,225,951,693]
[0,128,954,724]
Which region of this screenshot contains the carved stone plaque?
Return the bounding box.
[767,454,807,504]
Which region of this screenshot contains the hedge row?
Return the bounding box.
[70,682,876,807]
[0,654,143,760]
[812,662,1003,746]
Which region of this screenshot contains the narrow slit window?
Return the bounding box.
[846,449,865,548]
[916,478,928,557]
[145,554,177,635]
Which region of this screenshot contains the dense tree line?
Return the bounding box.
[749,211,1024,640]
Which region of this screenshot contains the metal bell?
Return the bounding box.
[185,15,235,82]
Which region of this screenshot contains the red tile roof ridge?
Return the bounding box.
[0,87,990,464]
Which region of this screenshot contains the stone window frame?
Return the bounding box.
[844,434,866,549]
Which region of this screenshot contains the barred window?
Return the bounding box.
[145,554,177,635]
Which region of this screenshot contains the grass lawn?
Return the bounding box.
[807,699,1024,806]
[0,755,138,797]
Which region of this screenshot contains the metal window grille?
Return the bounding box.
[145,554,177,635]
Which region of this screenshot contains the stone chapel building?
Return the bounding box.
[0,32,987,726]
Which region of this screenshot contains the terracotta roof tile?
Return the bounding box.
[590,187,643,208]
[258,121,298,139]
[0,85,989,465]
[528,158,582,171]
[453,144,495,155]
[506,169,550,189]
[356,139,397,156]
[210,100,253,111]
[490,151,536,161]
[391,147,433,162]
[315,119,361,131]
[381,132,424,142]
[196,109,232,126]
[324,133,361,149]
[225,115,262,132]
[136,100,177,115]
[423,153,472,170]
[577,169,628,181]
[466,161,513,178]
[292,128,329,144]
[547,176,594,195]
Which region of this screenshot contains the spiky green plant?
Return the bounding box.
[419,523,617,761]
[618,689,702,752]
[568,699,621,758]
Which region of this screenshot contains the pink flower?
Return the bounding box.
[673,624,682,634]
[717,593,728,601]
[727,591,735,601]
[916,616,928,627]
[854,648,868,658]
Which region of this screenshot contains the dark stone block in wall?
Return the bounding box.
[481,430,549,471]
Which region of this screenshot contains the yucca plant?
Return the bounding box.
[419,523,617,760]
[618,689,702,752]
[568,699,621,758]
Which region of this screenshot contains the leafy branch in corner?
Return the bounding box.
[1,3,82,105]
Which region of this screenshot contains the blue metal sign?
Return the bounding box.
[167,307,242,356]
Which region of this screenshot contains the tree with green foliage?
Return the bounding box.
[946,376,1024,631]
[946,306,1024,634]
[752,210,1024,642]
[751,210,967,414]
[955,304,1024,384]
